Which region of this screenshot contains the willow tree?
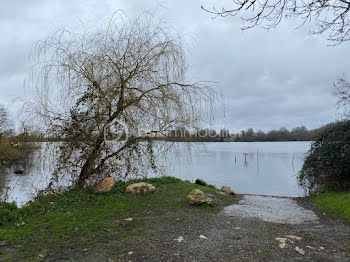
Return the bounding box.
[29,12,213,188]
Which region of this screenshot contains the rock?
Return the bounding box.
[187,189,214,205]
[295,246,305,255]
[275,237,288,249]
[195,179,207,186]
[286,235,302,241]
[221,186,235,195]
[125,182,155,194]
[94,177,116,192]
[174,236,184,242]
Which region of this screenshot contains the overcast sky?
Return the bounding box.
[1,0,350,132]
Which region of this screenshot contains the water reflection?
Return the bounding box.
[0,146,59,206]
[0,156,34,199]
[244,160,248,167]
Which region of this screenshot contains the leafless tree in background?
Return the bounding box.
[27,11,214,188]
[334,77,350,118]
[202,0,350,45]
[0,105,9,137]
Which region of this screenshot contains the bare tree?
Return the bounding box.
[27,11,213,188]
[0,105,9,137]
[334,76,350,118]
[202,0,350,44]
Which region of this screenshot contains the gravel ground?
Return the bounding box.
[71,194,350,262]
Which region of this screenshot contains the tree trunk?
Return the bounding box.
[76,136,104,188]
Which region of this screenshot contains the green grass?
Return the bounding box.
[261,248,272,258]
[312,190,350,223]
[0,177,234,261]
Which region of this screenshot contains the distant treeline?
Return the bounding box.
[0,124,328,143]
[235,126,320,142]
[157,125,328,142]
[156,128,234,142]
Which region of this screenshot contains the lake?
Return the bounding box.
[167,142,310,197]
[0,142,311,206]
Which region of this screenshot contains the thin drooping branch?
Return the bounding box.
[202,0,350,44]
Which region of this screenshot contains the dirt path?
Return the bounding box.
[22,193,347,262]
[90,194,350,262]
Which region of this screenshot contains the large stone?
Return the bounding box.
[187,189,214,205]
[94,177,116,192]
[125,182,156,195]
[221,186,235,195]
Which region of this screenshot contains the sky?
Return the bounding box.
[1,0,350,133]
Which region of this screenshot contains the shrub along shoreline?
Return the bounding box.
[0,137,38,165]
[296,120,350,224]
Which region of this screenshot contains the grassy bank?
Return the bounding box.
[0,177,234,261]
[312,190,350,223]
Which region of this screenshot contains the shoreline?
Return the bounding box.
[0,177,349,261]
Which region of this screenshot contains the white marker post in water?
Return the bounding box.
[243,152,248,167]
[243,152,248,161]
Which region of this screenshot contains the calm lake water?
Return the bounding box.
[0,142,311,206]
[167,142,310,197]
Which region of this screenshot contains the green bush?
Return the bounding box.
[299,120,350,191]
